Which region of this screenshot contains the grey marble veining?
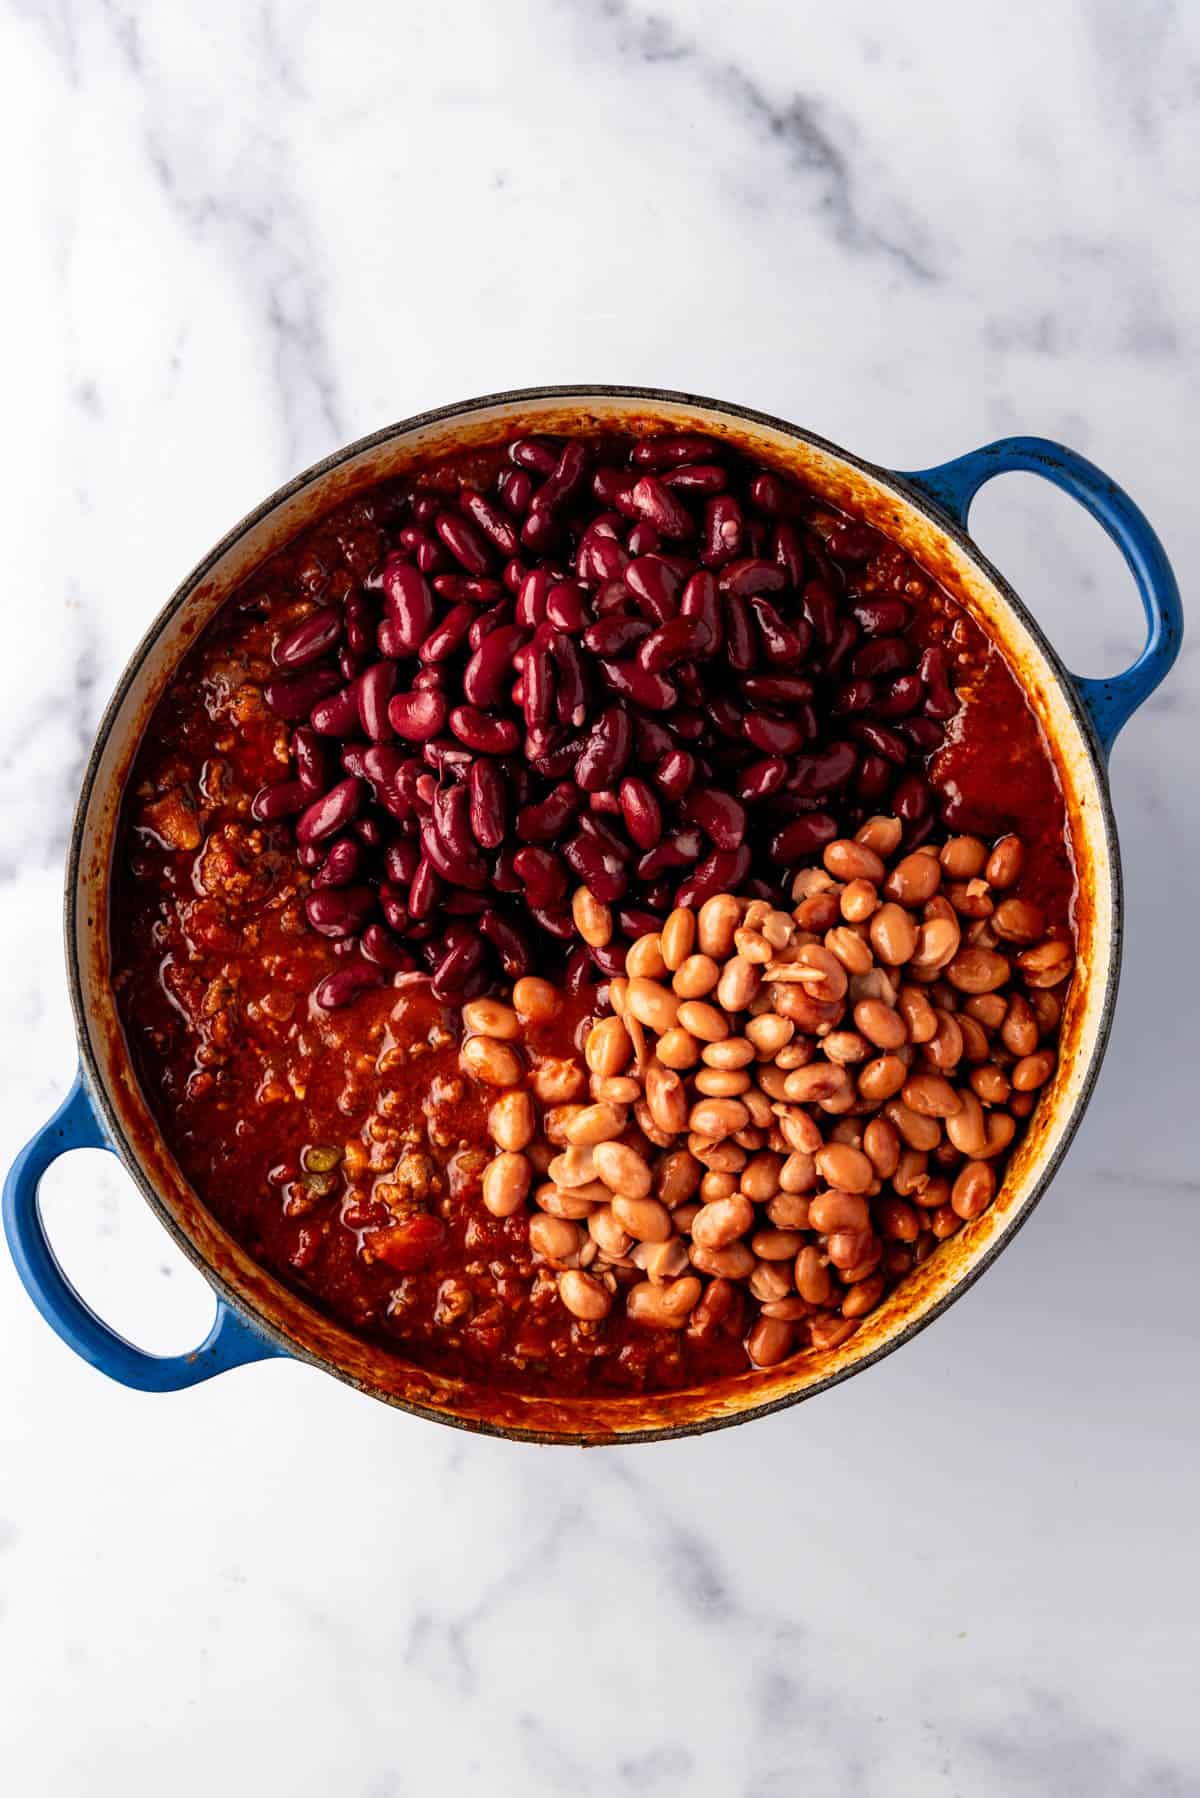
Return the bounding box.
[0,2,1197,1793]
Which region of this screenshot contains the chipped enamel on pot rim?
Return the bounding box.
[68,386,1116,1444]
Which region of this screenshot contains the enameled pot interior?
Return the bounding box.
[71,388,1118,1442]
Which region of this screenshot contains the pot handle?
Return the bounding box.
[3,1075,284,1390]
[899,436,1183,755]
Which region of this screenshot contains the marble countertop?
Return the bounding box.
[1,3,1197,1792]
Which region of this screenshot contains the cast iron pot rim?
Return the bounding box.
[64,383,1121,1445]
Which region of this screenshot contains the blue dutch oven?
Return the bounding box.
[2,389,1183,1442]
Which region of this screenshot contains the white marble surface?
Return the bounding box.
[1,2,1198,1792]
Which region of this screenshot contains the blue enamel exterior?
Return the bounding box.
[3,428,1183,1394]
[3,1075,282,1390]
[901,436,1183,756]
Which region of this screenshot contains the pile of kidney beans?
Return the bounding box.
[253,430,962,1009]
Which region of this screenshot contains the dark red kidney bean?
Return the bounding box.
[515,780,581,841]
[802,579,838,649]
[360,924,417,971]
[293,726,328,793]
[419,603,474,663]
[389,688,447,741]
[468,602,515,651]
[463,624,527,708]
[422,817,487,891]
[411,497,440,524]
[679,569,723,654]
[402,529,452,575]
[823,616,859,675]
[600,660,678,710]
[497,468,535,514]
[745,711,807,755]
[353,812,386,847]
[580,813,633,861]
[509,436,559,475]
[852,596,912,637]
[412,666,446,692]
[345,595,373,657]
[900,715,945,752]
[670,709,706,741]
[503,557,527,593]
[919,646,958,719]
[701,494,743,567]
[737,756,788,801]
[662,463,727,494]
[297,842,323,870]
[309,681,364,737]
[251,779,308,822]
[875,674,925,718]
[589,788,621,816]
[382,559,436,652]
[516,567,556,629]
[638,614,715,672]
[831,678,876,714]
[616,906,663,939]
[750,473,788,515]
[434,575,506,606]
[530,906,576,941]
[583,616,651,657]
[772,521,806,586]
[675,844,751,907]
[589,942,627,976]
[460,489,519,558]
[442,891,489,916]
[893,773,933,820]
[436,510,494,575]
[479,909,532,976]
[513,845,568,907]
[826,523,875,562]
[684,786,747,850]
[522,632,556,730]
[385,838,420,888]
[521,508,558,555]
[296,777,365,844]
[337,646,366,682]
[636,828,703,877]
[550,634,586,728]
[305,885,376,938]
[853,719,909,764]
[449,706,521,755]
[564,945,596,993]
[264,666,341,721]
[770,813,838,860]
[592,466,633,507]
[719,557,787,598]
[856,752,892,803]
[747,596,809,665]
[578,534,628,586]
[630,475,693,539]
[272,607,342,670]
[311,836,364,890]
[379,883,410,931]
[534,441,590,513]
[360,744,406,790]
[528,730,589,780]
[313,962,385,1010]
[625,520,661,556]
[431,934,486,1000]
[563,832,627,903]
[641,878,674,913]
[491,845,521,893]
[742,674,814,705]
[633,717,672,765]
[789,741,859,796]
[546,580,591,630]
[653,749,695,801]
[674,663,704,706]
[625,554,683,620]
[356,661,395,740]
[408,856,441,919]
[619,777,662,850]
[468,759,507,850]
[723,593,756,671]
[852,636,915,680]
[630,433,717,469]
